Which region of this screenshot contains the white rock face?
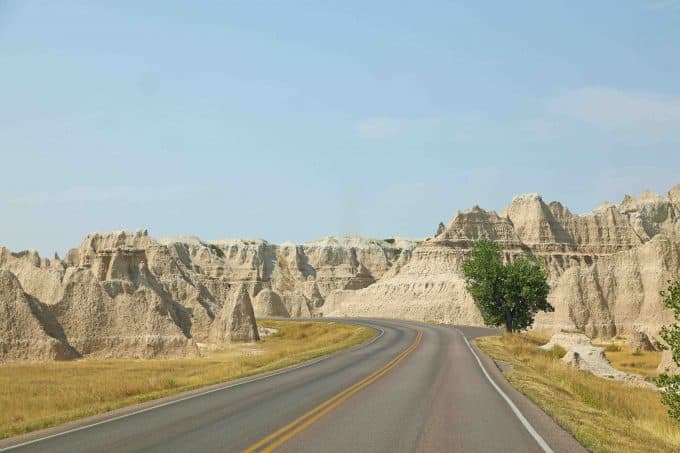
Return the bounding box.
[0,231,263,361]
[0,270,78,361]
[2,184,679,360]
[326,185,680,341]
[156,235,416,319]
[252,288,289,318]
[0,232,414,360]
[540,332,592,350]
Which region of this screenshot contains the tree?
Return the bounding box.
[656,280,680,420]
[462,238,552,332]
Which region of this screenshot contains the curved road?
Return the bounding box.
[0,319,585,453]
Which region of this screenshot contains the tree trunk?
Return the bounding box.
[505,311,513,333]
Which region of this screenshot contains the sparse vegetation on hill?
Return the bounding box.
[0,320,375,439]
[592,340,661,377]
[478,333,680,453]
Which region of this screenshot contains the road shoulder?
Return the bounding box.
[455,326,587,453]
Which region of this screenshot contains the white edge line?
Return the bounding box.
[1,323,385,452]
[456,329,554,453]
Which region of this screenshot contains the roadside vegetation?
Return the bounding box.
[462,238,552,333]
[591,339,661,377]
[0,320,375,439]
[477,333,680,453]
[657,280,680,420]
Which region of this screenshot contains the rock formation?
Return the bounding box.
[210,285,260,342]
[658,349,680,375]
[541,332,654,387]
[2,183,679,361]
[0,231,261,361]
[252,288,289,318]
[0,270,78,361]
[325,184,680,339]
[156,235,416,318]
[0,231,413,360]
[628,331,658,353]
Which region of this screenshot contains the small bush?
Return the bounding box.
[605,344,621,352]
[545,345,567,360]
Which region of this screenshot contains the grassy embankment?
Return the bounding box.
[593,339,662,377]
[0,320,375,439]
[477,333,680,453]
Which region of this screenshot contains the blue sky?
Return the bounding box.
[1,1,679,256]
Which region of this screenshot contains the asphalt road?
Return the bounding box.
[0,319,586,453]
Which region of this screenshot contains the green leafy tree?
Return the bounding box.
[462,238,552,332]
[656,280,680,420]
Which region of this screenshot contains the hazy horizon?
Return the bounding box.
[1,1,679,256]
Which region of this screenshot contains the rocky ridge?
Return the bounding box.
[0,232,413,361]
[0,231,261,361]
[2,184,679,360]
[324,184,680,340]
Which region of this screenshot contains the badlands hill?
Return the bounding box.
[326,184,680,339]
[0,231,260,361]
[0,232,414,361]
[2,184,679,360]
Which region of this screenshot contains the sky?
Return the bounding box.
[1,1,679,256]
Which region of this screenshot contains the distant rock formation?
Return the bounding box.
[0,231,415,361]
[210,285,260,342]
[0,270,78,361]
[0,231,260,361]
[252,288,289,318]
[156,235,417,319]
[3,183,679,360]
[325,184,680,339]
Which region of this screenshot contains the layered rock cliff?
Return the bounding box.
[0,232,413,360]
[3,183,678,361]
[156,235,416,319]
[0,231,262,361]
[325,185,680,339]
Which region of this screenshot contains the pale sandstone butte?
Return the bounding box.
[324,185,680,340]
[252,288,289,318]
[0,231,261,361]
[2,184,679,361]
[1,231,412,360]
[157,236,417,319]
[0,270,78,361]
[210,285,260,342]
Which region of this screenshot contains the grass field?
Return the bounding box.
[0,320,375,439]
[477,333,680,453]
[592,340,662,377]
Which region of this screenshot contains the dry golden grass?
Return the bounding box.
[477,334,680,453]
[592,340,662,377]
[0,320,375,439]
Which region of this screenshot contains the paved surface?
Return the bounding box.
[0,319,586,453]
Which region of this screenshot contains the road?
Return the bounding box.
[0,319,585,453]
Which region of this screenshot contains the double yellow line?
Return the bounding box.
[242,329,423,453]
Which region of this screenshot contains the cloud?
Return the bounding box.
[356,117,442,140]
[0,185,197,207]
[356,117,402,140]
[648,0,680,10]
[550,87,680,142]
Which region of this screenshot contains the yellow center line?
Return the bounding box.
[242,329,423,453]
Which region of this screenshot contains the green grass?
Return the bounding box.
[478,333,680,453]
[0,320,375,439]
